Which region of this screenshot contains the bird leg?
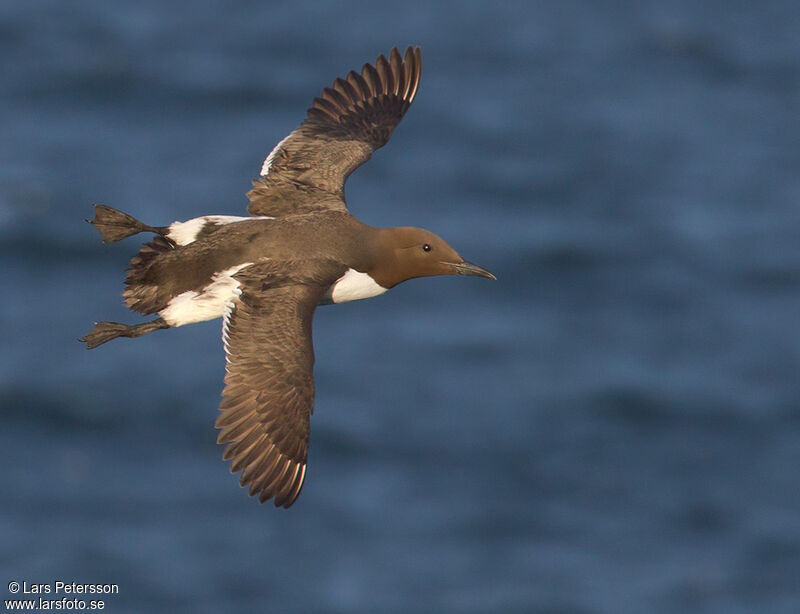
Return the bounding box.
[81,318,170,349]
[88,204,169,243]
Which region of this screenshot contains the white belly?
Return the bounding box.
[329,268,387,304]
[161,265,386,326]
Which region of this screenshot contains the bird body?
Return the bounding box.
[83,47,494,507]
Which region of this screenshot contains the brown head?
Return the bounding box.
[370,226,496,288]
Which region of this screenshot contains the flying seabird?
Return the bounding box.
[82,46,495,508]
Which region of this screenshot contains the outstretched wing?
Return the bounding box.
[215,259,346,507]
[247,46,422,217]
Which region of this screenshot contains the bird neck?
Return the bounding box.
[364,226,417,289]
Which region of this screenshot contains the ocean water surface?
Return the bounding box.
[2,1,799,612]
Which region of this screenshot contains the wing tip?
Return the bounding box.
[307,44,423,123]
[218,432,308,508]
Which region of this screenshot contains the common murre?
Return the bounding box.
[82,46,495,508]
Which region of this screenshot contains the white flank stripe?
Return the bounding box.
[161,263,254,327]
[330,268,388,304]
[168,218,207,245]
[168,215,273,246]
[260,134,292,176]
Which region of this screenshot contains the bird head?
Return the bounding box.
[374,226,496,287]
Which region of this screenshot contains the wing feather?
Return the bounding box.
[215,259,346,507]
[247,46,422,217]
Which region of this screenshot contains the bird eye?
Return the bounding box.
[422,243,431,252]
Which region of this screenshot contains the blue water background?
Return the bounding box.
[2,1,799,612]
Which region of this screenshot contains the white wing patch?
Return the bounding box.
[160,263,254,327]
[260,134,292,176]
[329,268,388,304]
[168,216,273,246]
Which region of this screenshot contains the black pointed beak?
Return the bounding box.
[445,260,497,280]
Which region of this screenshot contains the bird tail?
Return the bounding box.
[87,204,168,243]
[122,235,176,314]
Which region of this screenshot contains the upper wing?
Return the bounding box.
[215,259,346,507]
[247,46,422,217]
